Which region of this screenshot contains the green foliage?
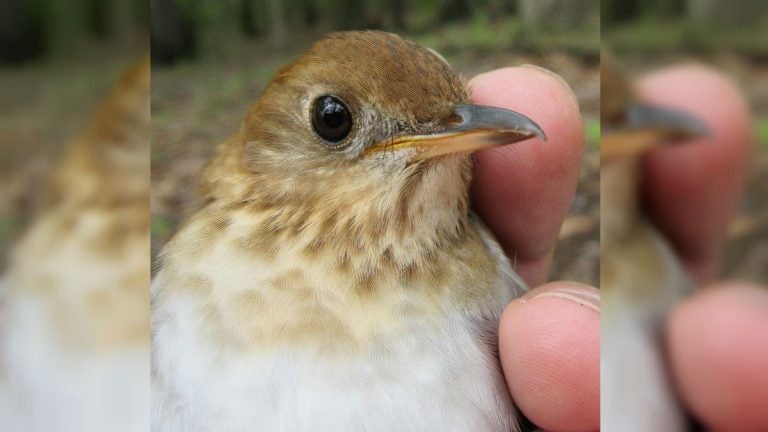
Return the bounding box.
[151,216,173,237]
[757,118,768,149]
[586,120,600,151]
[602,0,686,24]
[414,14,521,54]
[604,17,767,55]
[0,216,22,240]
[154,0,600,59]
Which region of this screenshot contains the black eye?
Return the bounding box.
[312,95,352,144]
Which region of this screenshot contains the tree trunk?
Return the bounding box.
[0,0,46,63]
[150,0,197,65]
[438,0,471,23]
[267,0,286,49]
[390,0,408,31]
[240,0,259,38]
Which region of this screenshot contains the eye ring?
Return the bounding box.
[311,95,353,145]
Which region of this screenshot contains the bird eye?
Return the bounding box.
[312,95,352,144]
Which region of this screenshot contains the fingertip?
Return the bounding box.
[637,65,752,282]
[500,282,600,432]
[667,283,768,431]
[470,65,581,114]
[469,67,584,286]
[469,66,584,164]
[638,65,751,138]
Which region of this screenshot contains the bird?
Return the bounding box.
[151,31,547,432]
[1,56,151,431]
[600,53,708,432]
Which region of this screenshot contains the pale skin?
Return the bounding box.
[470,66,767,431]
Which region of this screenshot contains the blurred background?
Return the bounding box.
[603,0,768,283]
[1,1,149,430]
[0,0,148,269]
[150,0,601,285]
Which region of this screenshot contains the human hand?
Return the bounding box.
[470,67,600,432]
[639,66,768,431]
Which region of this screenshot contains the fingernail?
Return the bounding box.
[522,282,600,313]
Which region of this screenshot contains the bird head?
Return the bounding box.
[601,52,708,162]
[600,52,709,245]
[203,31,543,244]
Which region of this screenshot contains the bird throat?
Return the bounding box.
[157,154,495,348]
[200,153,474,273]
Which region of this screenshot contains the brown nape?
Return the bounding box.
[48,55,151,211]
[600,52,638,162]
[600,52,634,127]
[600,54,662,161]
[269,31,468,124]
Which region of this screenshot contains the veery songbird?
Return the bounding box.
[600,54,708,431]
[1,57,150,431]
[152,31,546,431]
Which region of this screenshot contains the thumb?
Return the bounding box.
[500,282,600,432]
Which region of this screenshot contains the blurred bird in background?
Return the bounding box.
[1,56,150,432]
[600,53,709,431]
[152,31,547,432]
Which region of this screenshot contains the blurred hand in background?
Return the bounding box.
[639,65,768,432]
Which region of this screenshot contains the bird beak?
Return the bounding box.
[601,103,709,160]
[365,104,546,161]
